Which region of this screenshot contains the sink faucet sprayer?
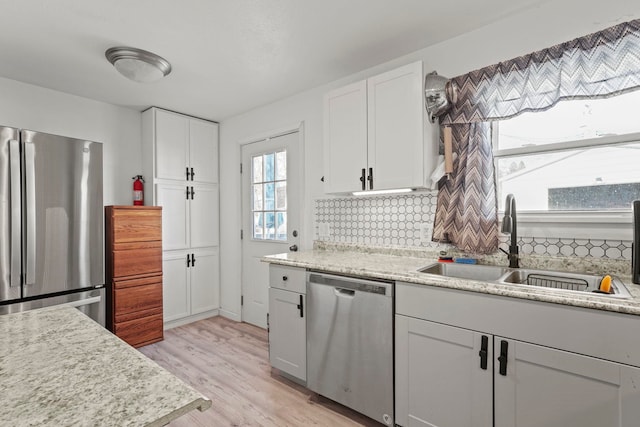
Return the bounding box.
[500,194,519,268]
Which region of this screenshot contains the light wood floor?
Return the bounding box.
[139,316,380,426]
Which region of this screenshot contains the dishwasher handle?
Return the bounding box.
[335,288,355,297]
[307,272,392,296]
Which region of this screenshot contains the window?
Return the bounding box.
[493,90,640,212]
[251,150,287,241]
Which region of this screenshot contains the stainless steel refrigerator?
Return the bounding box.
[0,126,105,325]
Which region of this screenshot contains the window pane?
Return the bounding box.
[275,150,287,180]
[265,212,275,240]
[252,155,263,183]
[497,90,640,150]
[264,183,275,210]
[252,184,263,211]
[275,182,287,210]
[264,153,275,182]
[276,212,287,241]
[253,212,264,239]
[497,143,640,211]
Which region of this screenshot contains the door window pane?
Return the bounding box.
[251,149,288,241]
[276,151,287,180]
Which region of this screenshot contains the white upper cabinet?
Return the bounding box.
[147,107,219,184]
[323,80,368,194]
[189,119,219,184]
[323,61,434,194]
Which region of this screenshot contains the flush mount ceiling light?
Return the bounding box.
[105,47,171,83]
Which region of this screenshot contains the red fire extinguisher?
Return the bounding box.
[132,175,145,206]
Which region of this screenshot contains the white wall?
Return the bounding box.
[218,0,640,320]
[0,77,141,205]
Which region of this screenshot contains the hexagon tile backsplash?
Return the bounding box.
[314,193,632,261]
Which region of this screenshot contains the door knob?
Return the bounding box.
[289,244,298,252]
[292,230,298,237]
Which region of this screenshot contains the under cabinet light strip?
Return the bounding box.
[352,188,415,196]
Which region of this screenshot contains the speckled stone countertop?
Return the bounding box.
[263,248,640,316]
[0,305,211,427]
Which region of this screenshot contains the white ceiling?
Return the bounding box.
[0,0,552,121]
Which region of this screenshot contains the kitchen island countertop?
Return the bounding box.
[0,305,211,427]
[264,249,640,316]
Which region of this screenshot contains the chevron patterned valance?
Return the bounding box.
[441,19,640,124]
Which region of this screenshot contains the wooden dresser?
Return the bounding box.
[105,206,163,347]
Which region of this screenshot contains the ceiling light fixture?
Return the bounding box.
[105,47,172,83]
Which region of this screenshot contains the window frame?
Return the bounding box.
[491,123,637,240]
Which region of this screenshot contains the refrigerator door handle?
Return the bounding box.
[24,141,36,286]
[9,139,22,288]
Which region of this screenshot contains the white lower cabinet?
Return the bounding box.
[395,315,492,427]
[395,282,640,427]
[494,338,640,427]
[162,248,219,325]
[268,265,306,382]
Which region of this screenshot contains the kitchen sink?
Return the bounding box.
[418,263,632,298]
[497,269,632,298]
[418,263,509,281]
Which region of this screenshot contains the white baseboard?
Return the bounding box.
[163,309,219,330]
[219,308,241,322]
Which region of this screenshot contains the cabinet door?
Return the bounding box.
[189,183,219,248]
[190,248,219,315]
[155,109,189,181]
[395,315,492,427]
[156,183,189,250]
[494,338,640,427]
[368,61,425,190]
[269,287,306,381]
[189,120,218,184]
[162,252,190,322]
[323,80,368,194]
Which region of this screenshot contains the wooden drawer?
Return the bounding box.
[113,279,162,323]
[269,265,306,293]
[107,206,162,243]
[112,246,162,278]
[114,314,164,348]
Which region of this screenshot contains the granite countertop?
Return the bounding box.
[263,249,640,316]
[0,305,211,427]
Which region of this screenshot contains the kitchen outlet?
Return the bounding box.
[319,223,331,237]
[419,223,433,244]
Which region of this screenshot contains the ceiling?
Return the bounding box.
[0,0,554,121]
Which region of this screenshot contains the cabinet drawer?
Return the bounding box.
[108,207,162,243]
[269,265,306,293]
[112,246,162,278]
[113,281,163,323]
[114,314,163,348]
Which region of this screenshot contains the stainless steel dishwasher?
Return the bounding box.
[306,272,394,426]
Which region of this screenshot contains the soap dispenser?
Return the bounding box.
[633,200,640,284]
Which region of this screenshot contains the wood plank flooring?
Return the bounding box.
[139,316,380,426]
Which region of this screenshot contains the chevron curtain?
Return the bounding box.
[433,18,640,253]
[432,123,498,253]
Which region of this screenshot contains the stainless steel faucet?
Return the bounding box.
[500,194,520,268]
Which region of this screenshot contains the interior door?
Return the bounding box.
[241,131,301,328]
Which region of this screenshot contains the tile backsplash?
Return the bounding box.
[314,192,632,261]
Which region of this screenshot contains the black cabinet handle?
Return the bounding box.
[282,276,288,281]
[191,167,195,180]
[297,295,304,318]
[186,186,190,199]
[186,167,190,180]
[498,340,509,376]
[360,168,366,190]
[368,167,374,190]
[191,253,196,266]
[190,186,195,199]
[186,254,191,267]
[479,335,489,370]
